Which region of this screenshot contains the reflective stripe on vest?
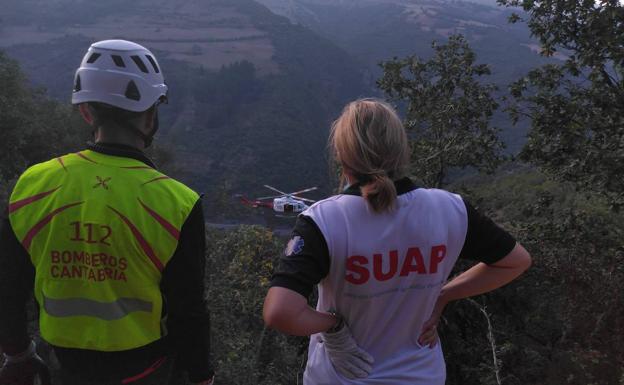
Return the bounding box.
[43,295,153,321]
[9,150,199,351]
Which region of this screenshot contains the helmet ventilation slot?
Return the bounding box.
[124,80,141,101]
[73,75,82,92]
[145,55,160,73]
[87,53,101,64]
[131,56,149,73]
[111,55,126,68]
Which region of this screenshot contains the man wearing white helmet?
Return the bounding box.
[0,40,214,385]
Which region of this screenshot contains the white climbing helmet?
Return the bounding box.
[72,40,168,112]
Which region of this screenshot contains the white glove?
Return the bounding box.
[321,319,374,379]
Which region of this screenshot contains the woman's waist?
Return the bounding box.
[306,338,445,384]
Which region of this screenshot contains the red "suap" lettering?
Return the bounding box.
[345,245,447,285]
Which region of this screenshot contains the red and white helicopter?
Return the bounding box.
[238,185,318,214]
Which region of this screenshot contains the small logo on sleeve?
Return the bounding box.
[285,236,305,256]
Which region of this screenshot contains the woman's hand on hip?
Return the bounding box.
[418,294,449,348]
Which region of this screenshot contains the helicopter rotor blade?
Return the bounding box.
[264,185,288,196]
[296,197,316,203]
[290,186,318,196]
[256,195,282,200]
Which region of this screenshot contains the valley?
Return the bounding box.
[0,0,551,219]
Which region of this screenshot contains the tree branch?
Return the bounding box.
[467,299,502,385]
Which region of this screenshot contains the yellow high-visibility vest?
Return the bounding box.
[8,150,199,351]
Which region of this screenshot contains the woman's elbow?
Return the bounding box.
[263,301,282,330]
[262,289,293,330]
[493,243,532,273]
[263,286,309,333]
[488,244,532,290]
[514,243,532,273]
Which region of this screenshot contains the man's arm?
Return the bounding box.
[0,215,34,356]
[160,200,214,383]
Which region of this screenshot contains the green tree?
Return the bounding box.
[0,51,86,184]
[499,0,624,207]
[0,50,89,375]
[205,226,305,385]
[378,34,505,188]
[447,170,624,384]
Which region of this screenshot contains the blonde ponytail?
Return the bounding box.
[330,99,410,213]
[361,173,398,212]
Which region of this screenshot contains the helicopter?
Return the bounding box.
[238,185,318,214]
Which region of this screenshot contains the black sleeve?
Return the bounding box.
[269,215,330,298]
[459,199,517,264]
[0,213,34,355]
[160,200,214,383]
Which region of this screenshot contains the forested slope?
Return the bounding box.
[0,0,368,218]
[256,0,561,151]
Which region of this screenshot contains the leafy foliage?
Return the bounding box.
[205,226,305,385]
[378,35,505,187]
[0,50,87,205]
[499,0,624,207]
[443,169,624,384]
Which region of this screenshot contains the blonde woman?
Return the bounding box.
[263,99,531,384]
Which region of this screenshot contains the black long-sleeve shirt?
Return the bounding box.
[0,143,213,383]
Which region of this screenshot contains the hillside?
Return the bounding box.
[0,0,565,219]
[255,0,559,151]
[0,0,279,75]
[256,0,545,79]
[0,0,368,218]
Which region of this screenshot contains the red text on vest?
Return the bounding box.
[345,245,446,285]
